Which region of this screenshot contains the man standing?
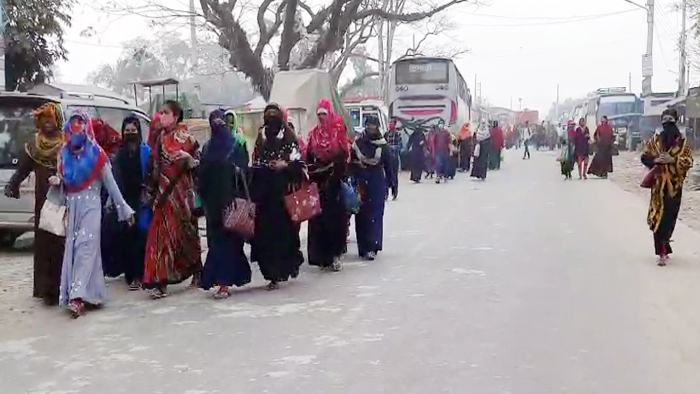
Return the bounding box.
[384,119,403,200]
[522,121,532,160]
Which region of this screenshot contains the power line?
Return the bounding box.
[461,9,638,27]
[464,9,639,21]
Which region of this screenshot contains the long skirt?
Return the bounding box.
[436,152,450,178]
[101,208,123,278]
[588,143,614,177]
[201,228,251,289]
[470,140,490,180]
[254,196,303,282]
[385,153,400,193]
[459,140,472,171]
[488,148,501,170]
[33,229,65,305]
[653,194,682,256]
[355,166,386,256]
[447,154,458,179]
[308,178,348,268]
[409,150,424,182]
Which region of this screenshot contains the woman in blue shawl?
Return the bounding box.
[199,109,251,299]
[55,110,135,317]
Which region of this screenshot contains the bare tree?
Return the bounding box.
[97,0,475,100]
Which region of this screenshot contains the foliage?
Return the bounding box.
[99,0,474,100]
[3,0,74,91]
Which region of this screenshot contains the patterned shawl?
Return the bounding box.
[307,99,349,162]
[26,103,64,169]
[58,110,109,193]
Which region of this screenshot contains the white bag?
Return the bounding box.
[473,143,481,158]
[39,199,67,237]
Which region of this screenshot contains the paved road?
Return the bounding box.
[2,149,700,394]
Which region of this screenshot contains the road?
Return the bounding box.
[2,148,700,394]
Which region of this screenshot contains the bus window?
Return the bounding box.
[395,59,449,85]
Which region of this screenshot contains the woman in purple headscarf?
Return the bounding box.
[54,110,135,318]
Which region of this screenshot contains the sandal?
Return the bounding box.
[267,281,279,291]
[147,288,167,299]
[68,299,85,319]
[128,282,141,292]
[213,287,230,300]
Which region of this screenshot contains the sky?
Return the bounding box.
[57,0,692,115]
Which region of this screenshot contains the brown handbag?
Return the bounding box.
[640,166,659,189]
[284,180,322,224]
[223,171,256,239]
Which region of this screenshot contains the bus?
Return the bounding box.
[583,88,642,149]
[388,57,471,134]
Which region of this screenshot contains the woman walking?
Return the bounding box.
[574,118,591,179]
[143,101,202,299]
[407,129,426,183]
[110,116,152,290]
[489,121,504,170]
[470,122,491,180]
[641,109,693,266]
[251,103,305,290]
[306,99,350,272]
[199,110,252,298]
[559,121,576,180]
[458,123,473,172]
[588,116,615,178]
[351,117,389,261]
[56,110,135,317]
[3,103,65,305]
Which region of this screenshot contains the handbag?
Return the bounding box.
[640,166,659,188]
[223,170,256,239]
[284,180,322,224]
[473,143,481,158]
[341,177,361,214]
[39,199,67,237]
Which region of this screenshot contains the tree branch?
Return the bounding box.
[339,71,380,97]
[278,0,299,70]
[355,0,471,22]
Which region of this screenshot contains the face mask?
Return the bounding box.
[160,113,175,129]
[69,133,87,149]
[124,133,140,143]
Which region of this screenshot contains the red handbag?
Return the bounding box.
[223,172,256,239]
[284,181,322,224]
[640,166,659,189]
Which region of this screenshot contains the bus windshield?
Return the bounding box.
[395,59,449,85]
[598,96,638,118]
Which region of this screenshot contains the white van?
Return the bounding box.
[0,91,150,247]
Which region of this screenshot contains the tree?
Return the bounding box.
[3,0,74,91]
[99,0,475,100]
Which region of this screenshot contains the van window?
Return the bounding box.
[0,97,54,168]
[66,105,150,142]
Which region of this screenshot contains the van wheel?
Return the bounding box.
[0,232,20,248]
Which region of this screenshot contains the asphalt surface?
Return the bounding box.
[1,148,700,394]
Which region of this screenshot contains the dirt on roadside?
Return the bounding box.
[609,151,700,232]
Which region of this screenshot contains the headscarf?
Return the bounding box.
[459,123,472,141]
[26,103,64,169]
[253,103,298,164]
[225,109,247,148]
[354,118,386,166]
[92,119,122,157]
[475,121,491,142]
[307,99,349,162]
[117,116,146,210]
[58,110,109,193]
[203,109,235,163]
[660,108,682,150]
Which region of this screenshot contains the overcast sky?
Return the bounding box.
[57,0,691,115]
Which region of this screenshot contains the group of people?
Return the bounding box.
[559,116,615,180]
[405,120,506,183]
[4,98,391,318]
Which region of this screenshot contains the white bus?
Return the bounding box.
[388,57,471,134]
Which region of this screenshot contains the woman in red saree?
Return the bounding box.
[588,116,615,178]
[143,101,202,298]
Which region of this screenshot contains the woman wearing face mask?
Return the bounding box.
[251,103,305,290]
[4,103,66,305]
[351,117,389,261]
[306,99,350,271]
[108,116,152,290]
[143,101,202,299]
[470,122,491,180]
[641,109,693,266]
[55,110,135,318]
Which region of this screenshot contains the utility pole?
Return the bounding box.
[189,0,198,72]
[679,0,688,96]
[643,0,654,95]
[474,74,477,106]
[555,84,560,121]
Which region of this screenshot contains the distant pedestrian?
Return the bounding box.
[522,121,531,160]
[574,118,590,179]
[433,122,451,183]
[471,121,491,180]
[559,121,575,180]
[489,121,505,170]
[407,129,426,183]
[458,123,473,172]
[384,119,402,199]
[640,109,693,266]
[425,127,437,178]
[588,116,615,178]
[351,117,389,261]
